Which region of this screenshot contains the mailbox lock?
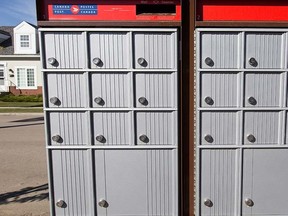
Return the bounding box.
[56,199,65,208]
[248,96,257,106]
[204,96,214,105]
[138,97,148,105]
[247,134,256,143]
[93,57,102,67]
[48,57,57,65]
[249,57,258,67]
[245,198,254,207]
[98,199,109,208]
[96,135,106,143]
[204,134,214,143]
[50,97,60,105]
[137,57,146,66]
[139,134,149,143]
[204,198,213,207]
[205,57,214,67]
[52,135,62,143]
[94,97,104,106]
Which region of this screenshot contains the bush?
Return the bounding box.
[0,94,43,102]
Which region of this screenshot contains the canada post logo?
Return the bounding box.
[53,5,98,15]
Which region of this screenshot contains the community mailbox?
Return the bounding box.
[37,0,181,215]
[195,1,288,216]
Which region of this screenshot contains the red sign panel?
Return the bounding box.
[44,0,181,21]
[197,0,288,21]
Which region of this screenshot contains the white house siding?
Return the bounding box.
[0,55,42,95]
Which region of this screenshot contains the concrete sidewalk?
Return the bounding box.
[0,114,49,216]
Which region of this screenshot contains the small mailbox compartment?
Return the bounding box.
[244,72,282,107]
[43,32,86,69]
[93,111,132,145]
[201,111,238,145]
[244,111,281,145]
[245,33,284,69]
[136,111,176,145]
[45,72,87,108]
[200,32,240,69]
[135,72,176,108]
[89,32,130,69]
[200,72,239,107]
[48,112,89,145]
[133,32,177,69]
[91,72,131,108]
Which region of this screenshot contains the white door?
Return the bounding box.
[0,63,8,92]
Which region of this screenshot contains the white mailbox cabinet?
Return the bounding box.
[197,29,288,216]
[40,28,179,216]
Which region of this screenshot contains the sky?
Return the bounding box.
[0,0,37,26]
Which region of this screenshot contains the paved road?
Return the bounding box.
[0,114,50,216]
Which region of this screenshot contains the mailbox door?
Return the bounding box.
[136,112,176,145]
[91,72,131,108]
[245,33,284,69]
[201,72,239,107]
[200,149,237,216]
[89,32,130,69]
[48,112,89,145]
[244,73,282,107]
[134,32,177,69]
[201,111,238,145]
[51,150,93,216]
[244,111,280,145]
[93,112,132,145]
[135,72,176,108]
[43,32,86,69]
[95,149,177,216]
[242,149,288,216]
[200,32,240,69]
[46,72,87,108]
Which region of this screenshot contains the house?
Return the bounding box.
[0,21,42,95]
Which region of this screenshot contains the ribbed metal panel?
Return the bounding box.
[136,112,175,145]
[91,73,131,108]
[245,33,284,69]
[244,111,280,145]
[95,149,175,216]
[200,32,240,69]
[49,112,88,145]
[89,32,130,69]
[245,73,281,107]
[51,150,92,216]
[134,32,176,69]
[135,72,176,108]
[46,73,87,108]
[243,149,288,216]
[200,149,236,216]
[93,112,132,145]
[201,111,237,145]
[201,72,238,107]
[43,32,86,69]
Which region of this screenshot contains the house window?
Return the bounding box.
[0,63,5,85]
[20,35,30,48]
[16,67,36,89]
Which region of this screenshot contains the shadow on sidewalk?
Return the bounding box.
[0,122,44,129]
[0,184,49,205]
[11,117,44,123]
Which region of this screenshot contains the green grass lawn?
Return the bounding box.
[0,102,43,107]
[0,102,43,113]
[0,108,43,113]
